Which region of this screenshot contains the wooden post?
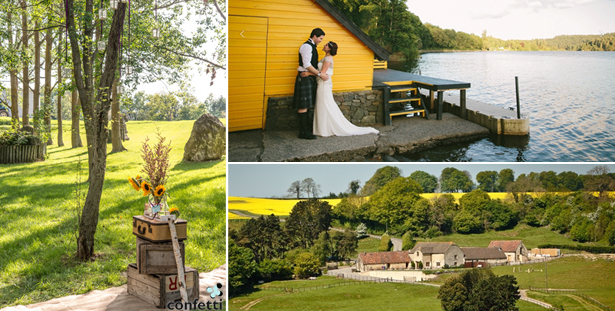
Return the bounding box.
[515,76,521,119]
[167,219,188,302]
[460,89,467,120]
[429,91,435,110]
[437,91,444,120]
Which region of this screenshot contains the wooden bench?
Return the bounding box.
[382,81,429,125]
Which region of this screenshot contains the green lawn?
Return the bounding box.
[0,119,226,308]
[229,276,550,311]
[357,237,381,253]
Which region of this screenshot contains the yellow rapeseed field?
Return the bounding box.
[228,192,613,219]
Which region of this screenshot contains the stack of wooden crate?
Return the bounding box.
[127,215,200,308]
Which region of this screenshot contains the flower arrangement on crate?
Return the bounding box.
[128,132,179,220]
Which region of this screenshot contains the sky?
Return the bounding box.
[405,0,615,40]
[228,163,615,198]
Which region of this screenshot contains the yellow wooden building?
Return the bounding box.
[229,0,389,132]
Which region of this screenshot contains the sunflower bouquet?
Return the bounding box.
[128,132,176,220]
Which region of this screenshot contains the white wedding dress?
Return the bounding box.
[313,56,379,137]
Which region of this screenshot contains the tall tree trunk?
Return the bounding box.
[8,9,20,128]
[111,79,126,152]
[21,0,29,126]
[71,90,83,148]
[66,0,126,260]
[34,20,41,127]
[45,26,55,145]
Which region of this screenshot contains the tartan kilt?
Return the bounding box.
[292,73,316,110]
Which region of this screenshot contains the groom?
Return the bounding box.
[293,28,329,139]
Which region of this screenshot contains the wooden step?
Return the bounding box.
[389,97,421,104]
[390,109,425,117]
[390,86,417,93]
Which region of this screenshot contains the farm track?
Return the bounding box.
[565,294,603,311]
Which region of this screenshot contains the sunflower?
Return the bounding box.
[154,185,166,197]
[169,207,180,218]
[141,182,152,196]
[128,177,141,191]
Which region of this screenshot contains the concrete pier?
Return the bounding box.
[229,112,489,162]
[429,91,530,136]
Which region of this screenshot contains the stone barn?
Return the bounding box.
[461,247,508,268]
[488,240,529,263]
[357,251,411,272]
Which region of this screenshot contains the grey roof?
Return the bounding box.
[410,242,457,254]
[461,247,507,260]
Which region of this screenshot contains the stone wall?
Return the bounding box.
[265,90,383,130]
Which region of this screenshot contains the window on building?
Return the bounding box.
[436,262,440,267]
[454,255,458,259]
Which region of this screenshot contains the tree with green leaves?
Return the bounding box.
[229,239,257,295]
[409,170,438,193]
[401,231,415,250]
[311,231,332,265]
[336,230,358,260]
[361,165,402,196]
[348,179,361,195]
[364,177,425,234]
[440,167,474,193]
[285,199,332,248]
[438,268,520,311]
[476,171,498,192]
[497,169,515,192]
[293,252,320,279]
[378,233,393,252]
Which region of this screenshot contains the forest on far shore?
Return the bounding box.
[328,0,615,59]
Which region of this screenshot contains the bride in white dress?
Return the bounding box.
[300,42,379,137]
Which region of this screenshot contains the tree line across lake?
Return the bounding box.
[328,0,615,59]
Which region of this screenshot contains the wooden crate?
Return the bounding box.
[132,215,187,243]
[127,263,199,308]
[136,237,185,275]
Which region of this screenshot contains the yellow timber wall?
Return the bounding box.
[229,0,376,132]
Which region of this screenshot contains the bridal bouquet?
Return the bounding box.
[128,132,175,219]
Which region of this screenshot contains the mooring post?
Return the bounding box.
[515,76,521,119]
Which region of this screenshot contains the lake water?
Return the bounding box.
[389,51,615,162]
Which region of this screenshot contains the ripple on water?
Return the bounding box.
[406,51,615,162]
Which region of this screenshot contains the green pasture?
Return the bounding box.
[492,256,615,308]
[229,276,547,311]
[417,224,581,249]
[0,118,226,307]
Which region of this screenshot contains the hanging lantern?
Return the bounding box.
[63,68,71,77]
[152,29,160,38]
[117,85,124,94]
[110,0,118,9]
[126,65,133,75]
[99,10,107,20]
[98,41,106,51]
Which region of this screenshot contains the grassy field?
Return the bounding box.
[0,118,226,307]
[229,276,547,311]
[425,256,615,309]
[416,224,579,249]
[492,256,615,308]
